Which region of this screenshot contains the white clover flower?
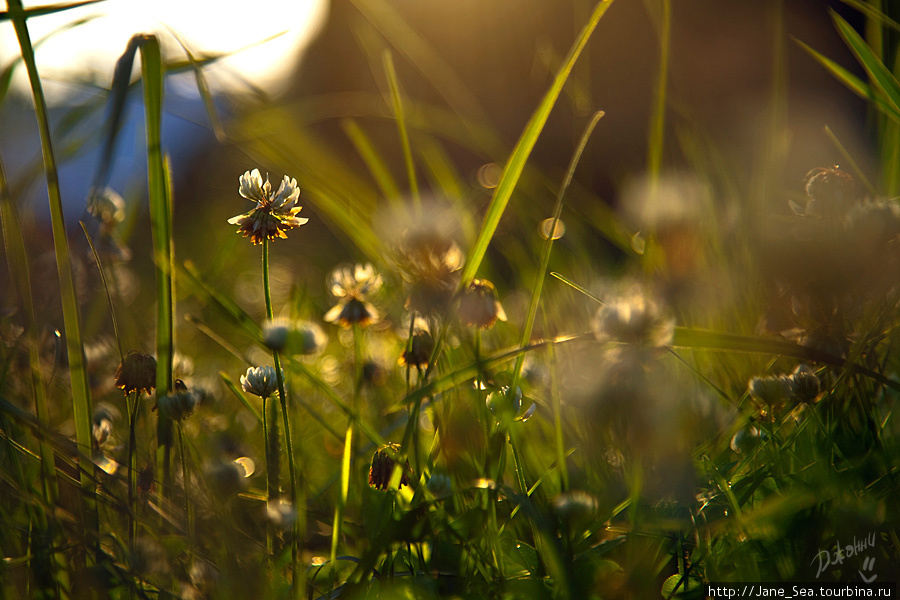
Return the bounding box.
[240,365,281,398]
[228,169,309,245]
[324,263,383,328]
[592,292,674,348]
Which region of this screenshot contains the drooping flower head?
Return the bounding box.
[324,263,383,328]
[114,351,157,395]
[368,443,410,491]
[457,278,507,329]
[227,169,309,245]
[262,318,327,355]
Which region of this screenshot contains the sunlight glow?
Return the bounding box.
[0,0,329,101]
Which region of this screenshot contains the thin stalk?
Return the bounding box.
[647,0,671,186]
[261,238,301,596]
[383,50,420,213]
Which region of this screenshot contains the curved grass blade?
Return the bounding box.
[460,0,615,286]
[831,10,900,115]
[383,50,420,211]
[793,37,900,123]
[8,0,97,562]
[0,0,103,21]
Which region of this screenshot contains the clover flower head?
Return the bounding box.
[228,169,309,245]
[592,292,674,347]
[158,384,199,421]
[87,187,126,228]
[789,364,821,403]
[240,365,281,398]
[324,263,383,328]
[398,317,435,369]
[553,490,599,523]
[262,318,327,355]
[394,230,463,314]
[457,278,507,329]
[115,351,157,395]
[748,374,795,411]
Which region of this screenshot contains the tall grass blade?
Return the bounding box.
[8,0,97,562]
[460,0,615,285]
[646,0,671,184]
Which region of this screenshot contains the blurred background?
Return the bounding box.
[0,0,874,339]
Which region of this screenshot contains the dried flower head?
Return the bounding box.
[394,230,463,314]
[398,318,435,369]
[592,293,674,348]
[789,364,821,404]
[227,169,309,244]
[368,443,410,491]
[262,318,327,355]
[240,365,280,398]
[324,263,382,328]
[457,278,507,329]
[115,351,157,395]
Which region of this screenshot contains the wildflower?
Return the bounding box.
[592,292,674,347]
[457,278,507,329]
[368,443,410,491]
[158,382,199,421]
[240,365,280,398]
[324,263,382,328]
[789,364,821,403]
[398,319,435,369]
[114,351,157,395]
[227,169,308,245]
[748,374,795,414]
[394,230,463,314]
[87,187,126,229]
[262,318,326,355]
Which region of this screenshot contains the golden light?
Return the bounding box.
[0,0,328,101]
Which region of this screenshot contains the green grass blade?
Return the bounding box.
[8,0,96,553]
[831,10,900,114]
[794,37,900,122]
[383,50,420,210]
[511,111,604,389]
[460,0,615,285]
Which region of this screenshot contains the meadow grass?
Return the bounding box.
[1,1,900,599]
